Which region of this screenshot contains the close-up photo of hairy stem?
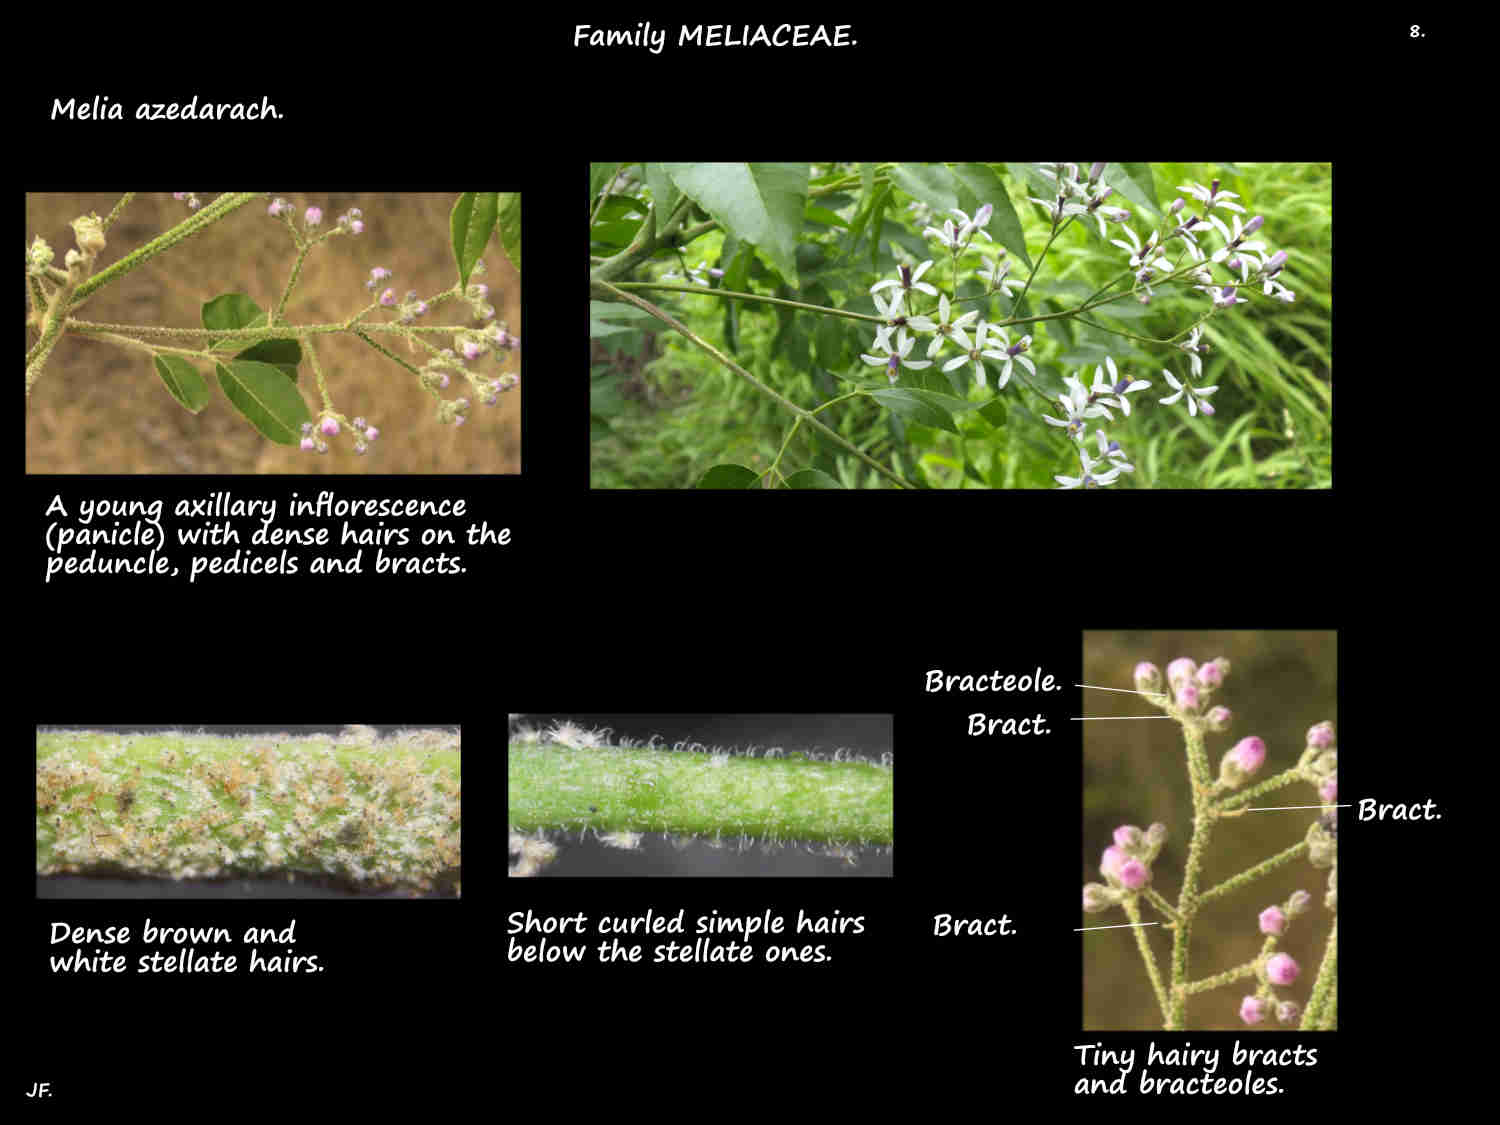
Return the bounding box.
[508,716,893,876]
[37,726,461,897]
[1081,631,1337,1030]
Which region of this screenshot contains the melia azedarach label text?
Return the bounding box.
[926,667,1060,737]
[51,96,279,122]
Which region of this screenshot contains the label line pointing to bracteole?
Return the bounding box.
[1076,922,1160,932]
[1074,683,1158,694]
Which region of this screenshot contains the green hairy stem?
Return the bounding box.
[508,732,893,852]
[36,728,461,896]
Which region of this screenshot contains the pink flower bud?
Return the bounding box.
[364,426,379,442]
[1195,662,1223,689]
[1265,953,1299,986]
[304,206,323,226]
[1113,825,1143,851]
[1319,775,1337,805]
[1100,846,1127,881]
[1239,996,1267,1025]
[1258,906,1286,936]
[1082,883,1112,913]
[1133,662,1162,694]
[1204,706,1232,732]
[320,417,339,437]
[299,437,315,452]
[1117,859,1149,890]
[380,288,397,307]
[1175,683,1200,711]
[1166,658,1197,691]
[1306,721,1335,750]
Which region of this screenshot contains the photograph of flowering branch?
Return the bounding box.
[1081,631,1337,1030]
[27,192,520,473]
[591,163,1329,488]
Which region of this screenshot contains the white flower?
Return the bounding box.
[1264,278,1296,303]
[923,218,964,250]
[1159,368,1219,417]
[978,255,1024,299]
[1177,180,1245,214]
[1200,284,1247,309]
[872,288,906,323]
[949,204,994,242]
[871,259,939,300]
[1208,214,1267,266]
[986,326,1035,389]
[1110,225,1171,274]
[905,293,977,358]
[1037,163,1086,197]
[1093,429,1135,474]
[1028,195,1068,223]
[1092,356,1150,416]
[941,320,1009,389]
[861,327,933,384]
[1043,380,1110,440]
[1177,325,1207,378]
[1055,447,1122,489]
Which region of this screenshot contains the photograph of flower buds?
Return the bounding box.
[1081,631,1337,1030]
[591,163,1329,489]
[27,192,520,474]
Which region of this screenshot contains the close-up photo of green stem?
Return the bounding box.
[1082,632,1337,1030]
[508,717,893,876]
[37,727,461,897]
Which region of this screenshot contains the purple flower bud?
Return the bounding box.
[1259,906,1287,936]
[1088,162,1106,181]
[1198,400,1215,416]
[1243,215,1265,236]
[462,341,483,361]
[1240,996,1267,1025]
[1133,662,1163,694]
[1319,775,1337,805]
[364,426,379,442]
[1113,825,1144,851]
[975,203,993,225]
[300,421,313,436]
[1227,257,1242,272]
[414,301,428,316]
[471,284,489,299]
[1176,683,1201,711]
[349,220,364,235]
[320,417,339,437]
[1117,859,1149,890]
[299,437,316,452]
[1265,953,1299,986]
[1230,736,1267,774]
[454,414,467,427]
[304,206,323,226]
[1266,249,1288,272]
[371,267,392,282]
[1170,198,1185,214]
[1195,662,1223,689]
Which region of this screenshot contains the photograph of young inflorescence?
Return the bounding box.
[508,715,893,876]
[1081,632,1336,1030]
[26,192,520,473]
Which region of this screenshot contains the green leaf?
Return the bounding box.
[202,293,265,353]
[450,191,500,291]
[950,163,1032,270]
[697,464,760,489]
[1103,163,1159,217]
[233,337,300,383]
[590,300,654,339]
[495,192,521,274]
[590,163,624,202]
[784,469,844,489]
[887,164,960,214]
[869,388,958,434]
[152,355,210,414]
[978,398,1008,429]
[216,360,311,445]
[644,163,684,222]
[661,163,809,288]
[804,204,849,229]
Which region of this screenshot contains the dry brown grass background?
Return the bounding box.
[26,192,520,474]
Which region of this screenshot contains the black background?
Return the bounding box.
[15,19,1470,1114]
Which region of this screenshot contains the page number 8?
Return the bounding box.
[1410,24,1423,36]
